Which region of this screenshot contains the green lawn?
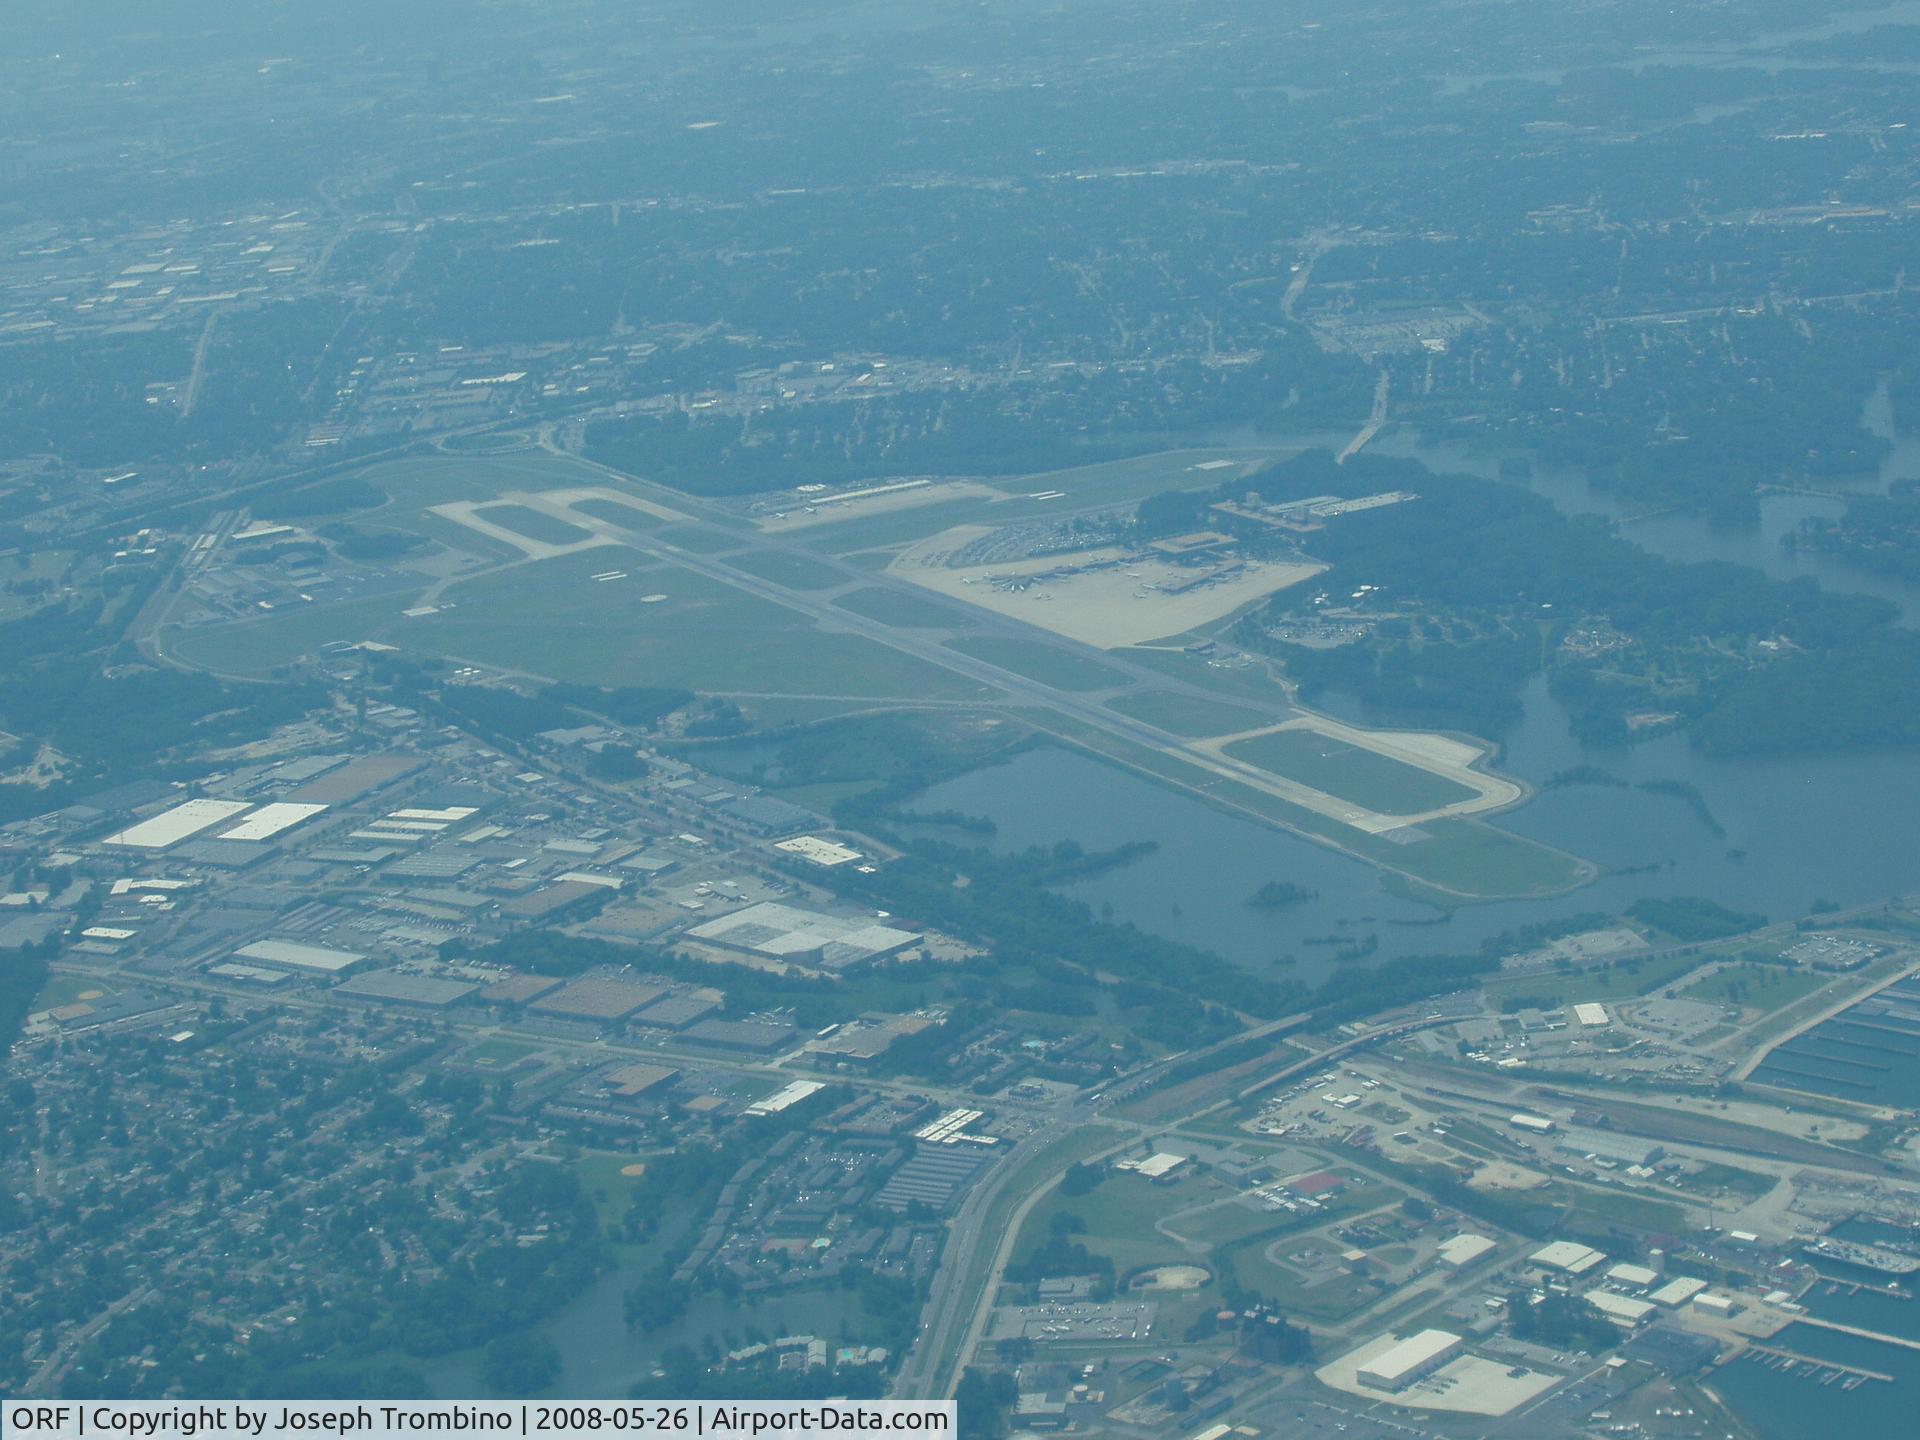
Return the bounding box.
[834,584,967,629]
[1118,646,1293,704]
[474,504,599,547]
[34,972,112,1010]
[1105,691,1273,738]
[1222,1241,1383,1322]
[359,451,618,510]
[1371,817,1588,899]
[656,524,746,554]
[1679,963,1825,1014]
[1564,1184,1690,1236]
[1484,952,1707,1011]
[1224,728,1480,815]
[725,550,850,590]
[565,496,670,530]
[946,634,1129,691]
[177,552,989,700]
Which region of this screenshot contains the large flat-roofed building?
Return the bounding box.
[1529,1241,1607,1276]
[685,900,919,969]
[481,974,564,1007]
[1649,1276,1708,1308]
[1586,1291,1655,1326]
[1437,1234,1497,1269]
[104,799,252,850]
[721,795,817,835]
[745,1080,825,1116]
[1356,1330,1463,1392]
[630,994,720,1030]
[1606,1262,1660,1289]
[683,1017,797,1053]
[601,1063,678,1099]
[530,976,664,1022]
[216,802,330,842]
[233,939,372,976]
[773,835,863,867]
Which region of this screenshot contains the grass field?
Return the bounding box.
[1016,1170,1218,1280]
[1484,951,1708,1010]
[34,972,110,1011]
[177,550,989,700]
[1224,727,1480,814]
[1561,1182,1690,1235]
[1106,690,1276,738]
[946,634,1128,691]
[834,584,966,628]
[1222,1239,1383,1322]
[353,452,611,511]
[1119,647,1292,704]
[1679,963,1825,1014]
[473,503,599,547]
[566,496,669,530]
[725,550,849,590]
[656,524,746,553]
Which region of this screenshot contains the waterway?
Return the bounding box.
[1709,1252,1920,1440]
[1710,1318,1920,1440]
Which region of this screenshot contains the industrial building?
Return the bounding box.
[1356,1329,1464,1392]
[103,798,252,850]
[530,976,663,1022]
[745,1080,825,1117]
[773,835,864,867]
[1529,1241,1607,1276]
[1586,1291,1655,1326]
[232,939,372,975]
[1436,1233,1497,1269]
[216,803,330,842]
[683,1017,797,1053]
[1649,1275,1708,1308]
[1606,1262,1660,1289]
[685,900,920,969]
